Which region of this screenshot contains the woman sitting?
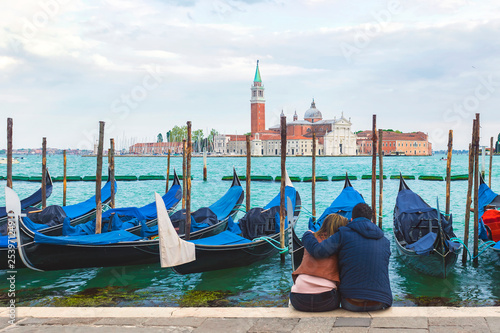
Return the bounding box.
[290,214,348,312]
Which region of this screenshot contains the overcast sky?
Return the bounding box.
[1,0,500,150]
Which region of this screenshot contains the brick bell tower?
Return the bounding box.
[251,60,265,134]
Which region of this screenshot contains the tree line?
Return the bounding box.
[157,126,220,153]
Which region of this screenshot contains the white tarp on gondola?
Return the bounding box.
[155,193,195,267]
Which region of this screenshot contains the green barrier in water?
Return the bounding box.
[115,175,138,181]
[53,176,83,182]
[12,176,30,181]
[418,175,444,181]
[139,175,166,180]
[450,174,468,181]
[303,176,329,182]
[0,176,4,180]
[275,176,302,182]
[361,175,387,180]
[172,175,193,180]
[390,175,415,180]
[82,176,109,181]
[250,175,273,181]
[331,175,357,181]
[222,175,246,181]
[28,176,42,182]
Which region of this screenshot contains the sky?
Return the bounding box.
[1,0,500,150]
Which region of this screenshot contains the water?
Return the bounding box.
[1,154,499,307]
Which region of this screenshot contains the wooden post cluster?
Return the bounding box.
[246,135,251,212]
[42,137,47,210]
[280,114,287,262]
[378,129,383,229]
[182,139,187,209]
[473,114,480,265]
[95,121,105,234]
[109,138,115,209]
[312,130,316,222]
[6,118,13,189]
[166,149,171,193]
[490,137,494,188]
[371,115,377,223]
[185,121,192,241]
[445,130,453,216]
[63,150,67,206]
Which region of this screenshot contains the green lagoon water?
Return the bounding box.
[1,154,499,307]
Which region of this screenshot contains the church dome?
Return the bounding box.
[304,99,322,120]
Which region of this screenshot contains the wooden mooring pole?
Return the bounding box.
[246,135,251,212]
[203,149,208,181]
[473,114,480,265]
[312,130,316,222]
[109,138,115,209]
[280,114,287,262]
[481,145,486,178]
[166,149,171,193]
[445,130,453,216]
[371,115,377,223]
[490,137,494,188]
[182,139,187,209]
[42,137,47,210]
[185,121,192,241]
[95,121,105,234]
[378,129,383,229]
[7,118,13,189]
[463,140,475,265]
[63,150,67,206]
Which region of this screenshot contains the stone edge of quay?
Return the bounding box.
[1,307,500,318]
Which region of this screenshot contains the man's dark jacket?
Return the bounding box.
[302,217,392,306]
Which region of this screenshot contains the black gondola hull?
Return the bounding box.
[15,218,228,271]
[394,237,459,278]
[172,233,284,275]
[291,228,304,271]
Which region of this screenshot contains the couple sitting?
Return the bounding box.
[291,203,392,312]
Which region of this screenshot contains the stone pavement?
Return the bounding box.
[1,307,499,332]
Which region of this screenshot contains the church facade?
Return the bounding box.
[225,61,358,156]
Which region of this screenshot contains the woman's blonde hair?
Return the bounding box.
[314,213,348,238]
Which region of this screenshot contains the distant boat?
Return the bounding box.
[0,157,19,164]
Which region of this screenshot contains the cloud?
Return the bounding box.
[0,0,499,150]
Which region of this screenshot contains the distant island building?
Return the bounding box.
[356,130,432,156]
[219,61,357,156]
[129,142,183,155]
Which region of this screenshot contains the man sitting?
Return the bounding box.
[302,203,392,311]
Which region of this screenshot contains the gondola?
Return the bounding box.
[291,173,364,270]
[0,170,53,224]
[170,172,301,274]
[478,175,500,259]
[0,174,118,269]
[10,172,243,271]
[393,176,460,278]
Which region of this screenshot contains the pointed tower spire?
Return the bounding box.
[254,60,262,83]
[251,60,265,134]
[293,110,298,121]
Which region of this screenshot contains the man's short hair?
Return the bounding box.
[352,203,373,220]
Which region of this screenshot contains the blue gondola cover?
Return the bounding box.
[62,181,117,219]
[189,230,250,246]
[35,229,142,245]
[309,186,365,232]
